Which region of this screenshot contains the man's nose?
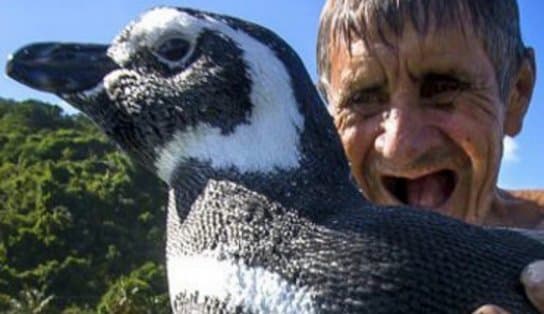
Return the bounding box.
[374,105,442,165]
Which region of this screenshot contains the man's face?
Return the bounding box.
[327,21,512,223]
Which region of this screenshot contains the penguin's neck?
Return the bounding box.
[166,79,364,225]
[163,107,364,259]
[167,128,361,223]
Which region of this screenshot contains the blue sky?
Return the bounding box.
[0,1,542,189]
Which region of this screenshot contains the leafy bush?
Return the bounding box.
[0,98,169,312]
[97,262,170,314]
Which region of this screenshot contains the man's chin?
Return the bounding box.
[425,200,458,218]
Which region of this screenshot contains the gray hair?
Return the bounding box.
[317,0,530,101]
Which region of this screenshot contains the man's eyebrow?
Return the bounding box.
[348,83,386,95]
[340,62,386,89]
[419,72,472,84]
[413,62,476,83]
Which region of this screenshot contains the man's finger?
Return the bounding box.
[521,260,544,312]
[472,304,510,314]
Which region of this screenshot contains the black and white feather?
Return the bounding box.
[6,6,544,313]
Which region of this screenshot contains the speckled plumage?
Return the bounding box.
[6,6,544,313]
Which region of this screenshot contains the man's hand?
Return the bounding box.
[471,260,544,314]
[521,260,544,312]
[472,305,510,314]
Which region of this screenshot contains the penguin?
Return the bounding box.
[6,6,544,313]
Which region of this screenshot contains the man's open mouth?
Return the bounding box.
[382,169,457,209]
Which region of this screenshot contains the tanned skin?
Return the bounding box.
[326,20,543,227]
[321,5,544,314]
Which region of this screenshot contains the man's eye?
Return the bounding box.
[347,87,388,106]
[421,74,469,98]
[344,88,388,118]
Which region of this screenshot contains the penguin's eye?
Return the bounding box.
[153,37,191,63]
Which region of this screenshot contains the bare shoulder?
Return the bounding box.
[508,189,544,207]
[493,189,544,229]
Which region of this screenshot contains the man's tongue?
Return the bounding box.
[404,172,453,208]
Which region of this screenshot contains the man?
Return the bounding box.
[316,0,544,312]
[317,0,544,227]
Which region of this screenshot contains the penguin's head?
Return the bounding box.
[6,7,310,184]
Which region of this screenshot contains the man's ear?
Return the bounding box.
[505,48,536,136]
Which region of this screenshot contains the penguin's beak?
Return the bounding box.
[6,42,119,94]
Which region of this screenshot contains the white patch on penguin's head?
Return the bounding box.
[151,10,305,184]
[74,7,206,102]
[108,7,204,67]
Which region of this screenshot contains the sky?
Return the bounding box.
[0,1,542,189]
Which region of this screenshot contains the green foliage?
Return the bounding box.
[0,98,169,312]
[97,262,170,314]
[4,287,55,314]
